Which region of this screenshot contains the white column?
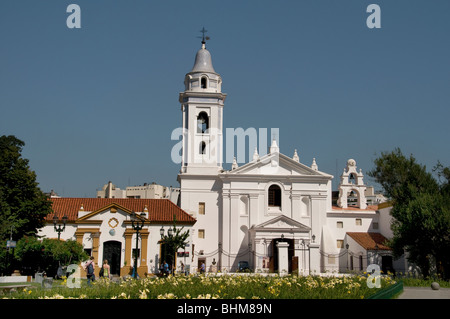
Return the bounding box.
[276,241,290,276]
[309,243,321,274]
[230,194,239,269]
[290,194,301,220]
[221,192,230,271]
[249,194,259,228]
[255,239,265,271]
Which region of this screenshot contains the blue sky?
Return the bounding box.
[1,0,449,197]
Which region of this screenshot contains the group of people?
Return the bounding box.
[82,257,204,282]
[82,256,111,285]
[160,261,191,276]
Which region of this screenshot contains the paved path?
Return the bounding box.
[397,286,450,299]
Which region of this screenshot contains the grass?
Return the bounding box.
[396,275,450,288]
[3,273,398,299]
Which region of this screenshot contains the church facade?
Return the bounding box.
[177,40,408,275]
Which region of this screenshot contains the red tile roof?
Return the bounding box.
[47,198,196,224]
[346,232,391,250]
[332,205,379,211]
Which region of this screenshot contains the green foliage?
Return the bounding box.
[13,237,88,276]
[0,135,52,241]
[368,148,439,201]
[160,216,190,267]
[0,240,17,275]
[397,271,450,288]
[368,148,450,279]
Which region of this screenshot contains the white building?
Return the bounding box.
[177,40,407,275]
[97,181,180,205]
[39,198,195,277]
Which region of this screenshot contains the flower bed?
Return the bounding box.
[6,273,397,299]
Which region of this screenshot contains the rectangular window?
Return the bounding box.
[356,218,362,226]
[372,222,379,229]
[199,202,205,215]
[337,240,344,249]
[198,229,205,239]
[328,256,336,264]
[337,221,343,228]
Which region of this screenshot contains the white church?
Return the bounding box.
[177,38,406,275]
[39,39,409,277]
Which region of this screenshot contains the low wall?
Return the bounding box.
[0,276,31,283]
[367,281,404,299]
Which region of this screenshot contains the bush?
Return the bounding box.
[14,237,88,276]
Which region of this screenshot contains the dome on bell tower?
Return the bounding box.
[190,42,216,74]
[183,38,222,93]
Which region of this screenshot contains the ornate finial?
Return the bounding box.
[198,27,210,48]
[311,158,318,171]
[269,138,279,154]
[293,149,299,162]
[232,157,239,170]
[253,147,260,161]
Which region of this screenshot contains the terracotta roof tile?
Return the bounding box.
[346,232,391,250]
[47,198,196,224]
[332,205,379,211]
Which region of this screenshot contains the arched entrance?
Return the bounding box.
[103,241,122,275]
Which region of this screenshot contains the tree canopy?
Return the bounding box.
[12,236,88,276]
[0,135,52,241]
[368,148,450,279]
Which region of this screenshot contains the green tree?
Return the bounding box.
[0,135,52,241]
[160,217,190,272]
[14,237,88,276]
[13,236,44,275]
[368,148,450,279]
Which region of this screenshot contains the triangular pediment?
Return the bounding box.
[75,203,145,223]
[252,215,310,232]
[225,152,332,178]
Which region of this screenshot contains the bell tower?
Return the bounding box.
[178,35,227,175]
[337,159,367,209]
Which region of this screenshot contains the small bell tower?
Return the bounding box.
[337,159,367,209]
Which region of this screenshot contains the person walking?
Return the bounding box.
[84,256,96,286]
[200,262,206,274]
[180,262,185,275]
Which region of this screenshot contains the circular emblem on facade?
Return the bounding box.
[108,217,119,229]
[109,229,116,236]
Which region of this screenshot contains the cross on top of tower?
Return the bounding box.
[198,27,210,47]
